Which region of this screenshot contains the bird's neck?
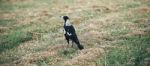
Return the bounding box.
[65,19,71,26]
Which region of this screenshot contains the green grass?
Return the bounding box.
[148,3,150,7]
[0,2,33,12]
[0,30,32,53]
[0,19,16,27]
[104,23,132,36]
[56,0,75,4]
[96,1,150,65]
[124,10,150,22]
[0,0,53,12]
[35,56,54,66]
[0,0,150,66]
[110,29,131,36]
[58,48,77,59]
[97,34,150,66]
[125,3,140,9]
[0,30,33,64]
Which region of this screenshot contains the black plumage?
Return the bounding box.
[61,16,84,50]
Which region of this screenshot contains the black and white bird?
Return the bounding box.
[60,16,84,50]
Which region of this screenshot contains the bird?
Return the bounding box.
[60,16,84,50]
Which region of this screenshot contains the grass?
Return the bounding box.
[0,19,16,27]
[0,30,32,64]
[95,1,150,66]
[125,2,140,9]
[35,56,54,66]
[0,30,32,53]
[58,48,77,59]
[0,2,32,12]
[0,0,150,66]
[97,34,150,66]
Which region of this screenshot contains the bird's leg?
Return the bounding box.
[67,40,69,45]
[72,41,74,47]
[67,39,69,47]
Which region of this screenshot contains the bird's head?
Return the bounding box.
[60,16,69,22]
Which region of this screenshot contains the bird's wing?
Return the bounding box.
[65,25,76,36]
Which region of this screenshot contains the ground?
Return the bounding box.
[0,0,150,66]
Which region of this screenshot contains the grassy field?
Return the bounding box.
[0,0,150,66]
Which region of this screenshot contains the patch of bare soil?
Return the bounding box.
[62,48,104,66]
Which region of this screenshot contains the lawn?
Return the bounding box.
[0,0,150,66]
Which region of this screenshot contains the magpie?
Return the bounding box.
[60,16,84,50]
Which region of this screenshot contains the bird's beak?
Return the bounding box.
[59,16,64,22]
[60,16,63,18]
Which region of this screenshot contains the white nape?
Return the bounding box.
[65,19,71,26]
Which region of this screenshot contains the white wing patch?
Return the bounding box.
[64,30,72,36]
[67,32,72,36]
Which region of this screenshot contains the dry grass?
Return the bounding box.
[62,48,104,66]
[0,0,150,66]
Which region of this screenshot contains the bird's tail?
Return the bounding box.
[77,44,84,50]
[71,35,84,50]
[75,40,84,50]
